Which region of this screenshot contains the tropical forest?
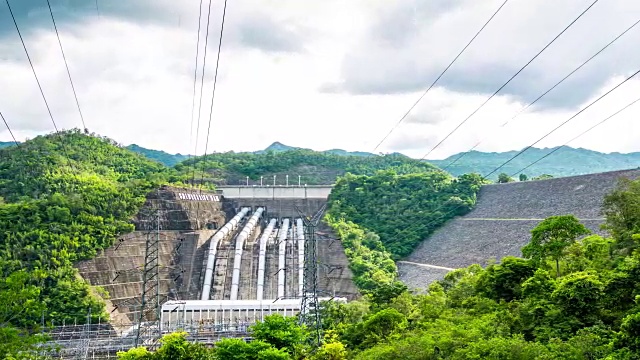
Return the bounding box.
[1,131,640,359]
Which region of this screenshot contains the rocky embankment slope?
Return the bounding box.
[399,168,640,290]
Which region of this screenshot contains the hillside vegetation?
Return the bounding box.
[316,173,640,358]
[0,130,177,345]
[328,171,484,258]
[178,149,442,185]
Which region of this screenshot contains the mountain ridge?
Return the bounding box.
[125,141,640,179]
[0,141,16,149]
[5,138,638,179]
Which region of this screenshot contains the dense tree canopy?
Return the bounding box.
[327,171,485,258]
[177,149,443,186]
[0,130,178,356]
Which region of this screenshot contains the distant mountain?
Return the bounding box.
[257,141,375,157]
[261,141,297,153]
[0,141,17,149]
[125,144,189,167]
[125,141,640,180]
[430,147,640,179]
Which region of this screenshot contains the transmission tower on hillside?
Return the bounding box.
[134,199,162,347]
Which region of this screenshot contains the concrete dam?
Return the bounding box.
[75,185,358,334]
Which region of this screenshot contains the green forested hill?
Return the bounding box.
[430,146,640,179]
[178,149,442,185]
[328,171,484,258]
[0,130,176,336]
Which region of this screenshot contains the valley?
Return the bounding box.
[1,131,640,359]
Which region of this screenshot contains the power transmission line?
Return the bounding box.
[420,0,601,160]
[356,79,640,250]
[0,111,19,146]
[483,68,640,179]
[444,16,640,170]
[372,0,511,152]
[373,79,640,267]
[199,0,229,190]
[186,0,204,178]
[5,0,74,169]
[190,0,215,186]
[511,95,640,177]
[45,0,87,131]
[6,0,61,133]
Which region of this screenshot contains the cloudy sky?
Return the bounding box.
[1,0,639,160]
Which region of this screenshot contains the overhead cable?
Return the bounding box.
[5,0,74,168]
[511,95,640,177]
[483,68,640,179]
[444,16,640,170]
[186,0,205,174]
[420,0,601,160]
[6,0,62,133]
[372,0,511,152]
[0,111,19,146]
[45,0,87,130]
[199,0,230,191]
[190,0,214,186]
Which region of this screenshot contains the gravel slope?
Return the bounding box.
[400,168,640,289]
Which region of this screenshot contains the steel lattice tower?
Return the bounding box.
[297,203,326,346]
[134,203,162,347]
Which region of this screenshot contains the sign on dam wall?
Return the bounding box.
[217,185,332,199]
[176,192,221,201]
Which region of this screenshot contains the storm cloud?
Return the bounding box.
[0,0,306,53]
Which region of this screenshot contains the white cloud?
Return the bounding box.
[1,0,639,163]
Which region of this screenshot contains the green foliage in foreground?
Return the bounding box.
[118,315,310,360]
[176,149,443,186]
[312,177,640,359]
[327,216,406,303]
[327,171,485,258]
[0,130,179,356]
